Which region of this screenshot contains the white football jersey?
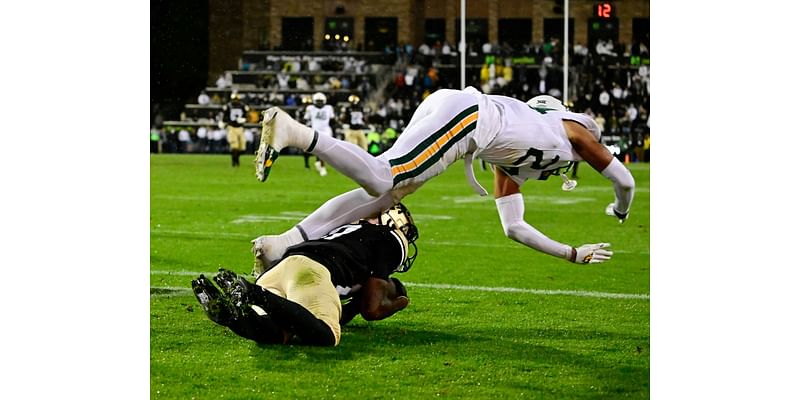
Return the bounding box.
[304,104,335,135]
[472,93,600,186]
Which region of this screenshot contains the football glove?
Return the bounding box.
[572,243,613,264]
[605,202,629,224]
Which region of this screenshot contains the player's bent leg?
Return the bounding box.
[380,93,478,189]
[233,268,337,346]
[227,306,290,344]
[297,188,395,240]
[283,257,342,346]
[310,133,393,196]
[251,189,395,268]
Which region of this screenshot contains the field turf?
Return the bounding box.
[150,154,650,399]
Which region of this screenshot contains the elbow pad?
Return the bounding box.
[601,158,635,215]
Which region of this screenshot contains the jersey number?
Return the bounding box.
[502,147,560,176]
[322,224,362,240]
[229,108,244,121]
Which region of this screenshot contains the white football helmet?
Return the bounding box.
[312,92,326,107]
[379,203,418,273]
[526,95,567,112]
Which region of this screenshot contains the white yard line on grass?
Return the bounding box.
[151,271,649,300]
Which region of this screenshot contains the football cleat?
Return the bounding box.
[255,108,280,182]
[229,275,261,313]
[255,107,314,182]
[191,275,236,327]
[213,267,240,296]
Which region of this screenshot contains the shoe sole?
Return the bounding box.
[255,108,281,182]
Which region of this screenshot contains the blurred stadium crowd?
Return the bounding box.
[151,36,649,163]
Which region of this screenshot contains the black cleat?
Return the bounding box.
[191,274,236,327]
[229,275,267,314]
[213,267,240,297]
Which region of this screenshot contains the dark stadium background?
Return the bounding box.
[151,0,209,121]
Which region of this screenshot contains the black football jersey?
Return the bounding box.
[346,106,366,129]
[283,222,406,297]
[223,102,248,127]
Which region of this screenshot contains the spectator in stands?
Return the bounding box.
[595,39,618,63]
[536,66,550,94]
[597,86,611,117]
[196,125,209,153]
[630,110,649,163]
[308,58,321,72]
[150,127,161,153]
[177,127,192,153]
[277,71,290,90]
[439,41,451,63]
[594,113,607,138]
[216,74,229,89]
[625,103,638,124]
[198,90,210,105]
[418,42,431,57]
[212,122,227,154]
[296,76,310,91]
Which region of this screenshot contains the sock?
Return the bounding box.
[259,227,305,265]
[227,309,287,344]
[297,188,395,240]
[311,133,393,196]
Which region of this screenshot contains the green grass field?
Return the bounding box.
[150,154,650,399]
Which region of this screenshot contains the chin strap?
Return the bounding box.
[463,153,489,196]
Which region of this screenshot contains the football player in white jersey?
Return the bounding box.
[303,92,336,176]
[254,88,635,268]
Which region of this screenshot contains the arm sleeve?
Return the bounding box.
[600,158,635,217]
[495,193,573,261]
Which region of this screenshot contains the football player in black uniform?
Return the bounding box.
[342,95,369,151]
[222,92,249,167]
[191,203,419,346]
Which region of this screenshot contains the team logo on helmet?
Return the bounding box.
[526,95,566,112]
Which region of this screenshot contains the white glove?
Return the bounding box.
[605,202,628,224]
[572,243,613,264]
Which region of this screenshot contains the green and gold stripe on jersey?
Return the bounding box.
[389,105,478,186]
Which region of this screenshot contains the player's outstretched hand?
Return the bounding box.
[573,243,613,264]
[605,203,628,224]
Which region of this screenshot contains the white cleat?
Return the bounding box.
[319,167,328,177]
[251,235,290,276]
[255,107,313,183]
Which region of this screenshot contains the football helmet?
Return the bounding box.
[312,92,326,107]
[379,203,419,273]
[348,94,361,104]
[231,92,242,102]
[526,94,566,112]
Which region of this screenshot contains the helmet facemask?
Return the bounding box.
[379,203,419,273]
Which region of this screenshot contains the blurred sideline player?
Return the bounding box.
[192,204,419,347]
[223,92,249,167]
[303,92,336,176]
[342,95,369,152]
[254,89,634,267]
